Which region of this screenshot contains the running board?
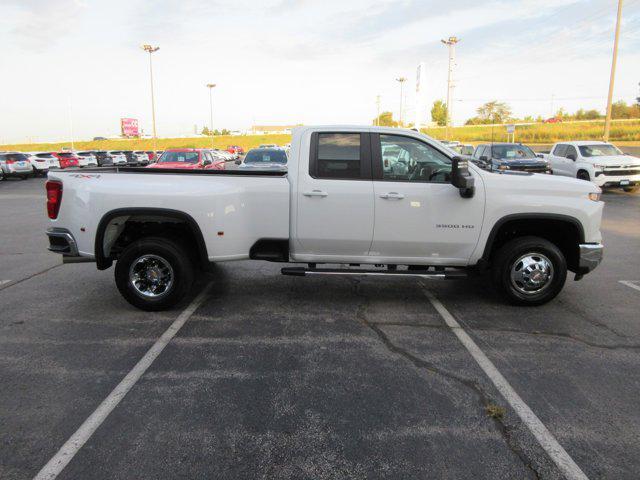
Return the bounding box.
[280,267,467,279]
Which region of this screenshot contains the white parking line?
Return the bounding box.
[619,280,640,292]
[33,283,212,480]
[421,287,590,480]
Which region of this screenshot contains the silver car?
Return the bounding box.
[0,152,33,179]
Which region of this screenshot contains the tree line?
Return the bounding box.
[373,99,640,127]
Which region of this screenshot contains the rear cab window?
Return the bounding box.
[553,144,567,157]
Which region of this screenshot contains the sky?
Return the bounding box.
[1,0,639,143]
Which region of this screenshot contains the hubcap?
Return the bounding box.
[510,252,554,295]
[129,254,174,298]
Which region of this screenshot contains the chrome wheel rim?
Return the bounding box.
[129,254,174,298]
[510,252,554,295]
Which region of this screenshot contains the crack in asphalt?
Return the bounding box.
[347,279,541,480]
[0,263,62,292]
[368,321,640,351]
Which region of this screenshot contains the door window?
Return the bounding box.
[553,144,567,157]
[378,135,451,183]
[313,133,363,179]
[565,145,578,159]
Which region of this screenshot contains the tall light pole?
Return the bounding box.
[395,77,407,126]
[375,95,381,126]
[604,0,623,142]
[141,44,160,153]
[441,36,459,140]
[206,83,216,148]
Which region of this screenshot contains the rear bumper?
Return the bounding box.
[578,243,603,274]
[46,228,79,256]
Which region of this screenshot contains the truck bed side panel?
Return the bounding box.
[48,172,290,261]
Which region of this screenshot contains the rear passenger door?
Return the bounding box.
[549,144,571,176]
[294,132,374,259]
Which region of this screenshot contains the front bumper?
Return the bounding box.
[593,172,640,188]
[578,243,603,275]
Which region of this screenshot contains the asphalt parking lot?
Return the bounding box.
[1,177,639,479]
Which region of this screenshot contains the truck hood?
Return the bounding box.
[582,155,640,166]
[493,158,548,167]
[479,166,600,195]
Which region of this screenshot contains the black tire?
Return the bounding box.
[623,186,639,193]
[114,237,195,311]
[20,175,29,180]
[576,170,590,181]
[491,236,567,306]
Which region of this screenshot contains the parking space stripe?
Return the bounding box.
[421,287,590,480]
[619,280,640,292]
[33,283,213,480]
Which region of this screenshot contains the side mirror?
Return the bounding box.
[203,160,212,166]
[451,156,475,198]
[235,159,242,165]
[536,154,544,158]
[479,155,488,162]
[567,154,577,161]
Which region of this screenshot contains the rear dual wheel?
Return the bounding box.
[114,237,195,311]
[491,236,567,306]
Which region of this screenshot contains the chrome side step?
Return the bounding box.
[280,267,467,280]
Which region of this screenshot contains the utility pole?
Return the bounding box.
[68,95,75,151]
[206,83,216,148]
[441,36,459,140]
[375,95,381,126]
[141,44,160,153]
[550,93,555,118]
[604,0,623,142]
[395,78,407,126]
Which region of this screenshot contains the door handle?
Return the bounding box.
[303,190,328,197]
[379,192,405,199]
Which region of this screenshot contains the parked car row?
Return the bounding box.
[440,139,640,193]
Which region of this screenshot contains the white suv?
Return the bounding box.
[546,141,640,192]
[75,151,98,168]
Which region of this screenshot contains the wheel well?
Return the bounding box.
[484,217,583,272]
[577,169,590,179]
[95,209,208,270]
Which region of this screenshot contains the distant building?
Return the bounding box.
[251,125,301,135]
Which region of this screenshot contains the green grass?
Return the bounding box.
[422,119,640,144]
[2,119,639,152]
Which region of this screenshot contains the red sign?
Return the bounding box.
[120,118,139,137]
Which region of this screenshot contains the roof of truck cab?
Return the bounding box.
[559,141,608,146]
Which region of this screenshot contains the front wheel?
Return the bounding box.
[114,237,195,311]
[623,186,639,193]
[491,236,567,306]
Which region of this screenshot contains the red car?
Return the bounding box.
[226,145,244,155]
[543,117,563,124]
[146,149,225,170]
[52,151,80,169]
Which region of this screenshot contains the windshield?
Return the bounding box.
[244,149,287,164]
[58,152,75,158]
[579,144,622,157]
[159,151,200,164]
[36,153,54,158]
[490,145,536,160]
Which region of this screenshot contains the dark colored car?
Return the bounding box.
[120,150,138,165]
[92,151,114,166]
[472,143,552,174]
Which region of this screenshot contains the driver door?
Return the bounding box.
[369,133,484,264]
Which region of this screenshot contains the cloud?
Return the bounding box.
[0,0,88,51]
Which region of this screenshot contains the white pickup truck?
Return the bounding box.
[543,141,640,192]
[45,126,604,310]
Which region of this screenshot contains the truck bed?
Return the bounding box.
[48,168,290,262]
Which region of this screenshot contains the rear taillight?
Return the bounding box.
[46,181,63,219]
[5,159,14,164]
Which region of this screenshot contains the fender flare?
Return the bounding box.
[94,207,208,270]
[481,213,585,261]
